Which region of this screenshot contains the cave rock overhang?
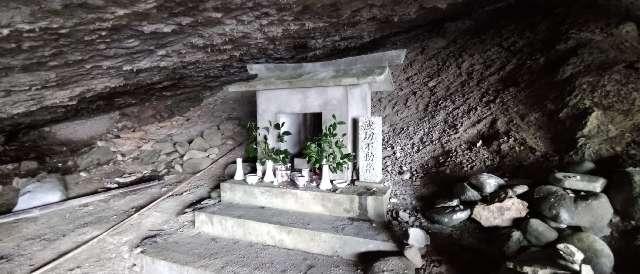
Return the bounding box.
[225,50,406,179]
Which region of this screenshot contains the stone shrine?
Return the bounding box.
[226,50,406,181]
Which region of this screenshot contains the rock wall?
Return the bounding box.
[0,0,502,135]
[370,1,640,207]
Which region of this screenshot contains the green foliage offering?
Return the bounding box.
[244,122,259,162]
[258,121,292,165]
[303,114,353,173]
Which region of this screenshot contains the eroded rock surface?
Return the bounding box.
[0,0,485,134]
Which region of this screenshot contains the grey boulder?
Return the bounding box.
[426,205,471,226]
[608,168,640,222]
[555,243,584,272]
[183,158,214,174]
[502,229,529,258]
[77,146,114,170]
[522,218,558,246]
[550,172,607,193]
[174,142,189,155]
[472,198,528,227]
[202,128,223,147]
[453,182,482,202]
[503,248,573,274]
[189,137,210,151]
[572,193,613,237]
[560,232,613,274]
[152,142,176,154]
[469,173,506,194]
[533,185,576,225]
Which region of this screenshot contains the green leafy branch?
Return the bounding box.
[258,121,292,165]
[303,114,353,173]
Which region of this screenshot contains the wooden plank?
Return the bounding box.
[30,144,241,274]
[0,179,165,224]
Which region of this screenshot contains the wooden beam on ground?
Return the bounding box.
[30,144,241,274]
[0,179,166,224]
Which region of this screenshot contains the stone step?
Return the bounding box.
[220,180,389,221]
[136,230,361,274]
[194,203,398,260]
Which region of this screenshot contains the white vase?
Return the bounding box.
[319,164,332,191]
[256,162,263,179]
[263,160,275,183]
[234,158,245,181]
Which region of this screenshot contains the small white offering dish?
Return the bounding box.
[245,174,259,185]
[333,180,349,188]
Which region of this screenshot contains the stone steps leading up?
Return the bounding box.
[194,203,398,260]
[220,180,389,221]
[136,230,362,274]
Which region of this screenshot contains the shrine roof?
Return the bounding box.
[225,49,406,92]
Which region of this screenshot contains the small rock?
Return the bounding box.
[77,146,115,170]
[426,205,471,226]
[504,248,573,274]
[0,185,19,214]
[453,182,482,202]
[472,198,528,227]
[565,161,596,174]
[399,210,411,222]
[511,185,530,196]
[171,132,194,143]
[545,218,568,229]
[608,168,640,222]
[182,158,214,174]
[550,172,607,193]
[555,243,584,272]
[407,227,430,249]
[367,256,416,274]
[153,142,176,154]
[434,198,460,207]
[183,150,209,161]
[189,137,210,151]
[138,149,161,165]
[618,21,639,39]
[219,120,240,136]
[488,188,516,203]
[560,232,613,274]
[533,185,576,225]
[572,193,613,237]
[469,173,506,194]
[401,171,411,180]
[19,161,39,173]
[165,152,180,161]
[403,246,424,268]
[581,264,595,274]
[503,229,529,257]
[202,128,223,147]
[522,218,558,246]
[206,147,219,156]
[174,163,183,173]
[174,142,189,155]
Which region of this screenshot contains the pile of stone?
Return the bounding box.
[143,127,224,174]
[390,161,623,274]
[422,173,529,228]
